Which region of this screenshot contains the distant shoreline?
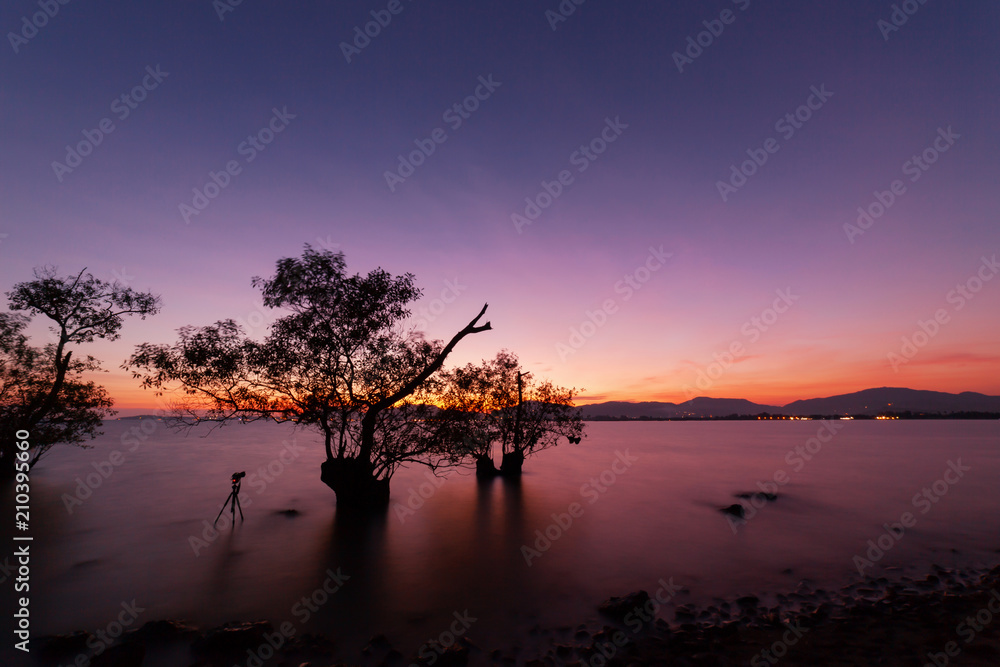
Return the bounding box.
[106,413,1000,423]
[583,412,1000,421]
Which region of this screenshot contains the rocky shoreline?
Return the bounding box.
[34,563,1000,666]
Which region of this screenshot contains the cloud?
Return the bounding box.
[901,352,1000,368]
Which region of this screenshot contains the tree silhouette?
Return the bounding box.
[436,350,584,478]
[1,267,160,472]
[126,245,491,508]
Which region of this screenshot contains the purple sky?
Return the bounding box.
[2,1,999,411]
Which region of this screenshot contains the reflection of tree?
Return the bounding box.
[1,267,160,472]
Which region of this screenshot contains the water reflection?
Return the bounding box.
[11,420,1000,661]
[306,473,565,657]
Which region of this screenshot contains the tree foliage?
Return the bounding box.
[126,246,491,505]
[436,350,584,475]
[1,267,160,470]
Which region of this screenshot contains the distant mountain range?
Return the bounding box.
[578,388,1000,418]
[115,388,1000,421]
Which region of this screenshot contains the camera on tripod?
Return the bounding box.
[216,471,247,526]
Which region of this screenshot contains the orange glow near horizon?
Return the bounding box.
[101,357,1000,414]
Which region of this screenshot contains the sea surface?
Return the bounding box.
[2,419,999,660]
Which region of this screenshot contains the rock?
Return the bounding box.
[37,632,92,659]
[598,590,651,621]
[289,632,336,657]
[91,643,145,667]
[192,621,273,658]
[412,641,469,666]
[735,491,777,502]
[129,619,199,643]
[674,605,696,623]
[436,643,469,666]
[363,632,393,654]
[720,504,745,518]
[366,633,392,649]
[736,595,759,609]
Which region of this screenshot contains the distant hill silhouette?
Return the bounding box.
[782,387,1000,415]
[580,387,1000,418]
[580,397,781,419]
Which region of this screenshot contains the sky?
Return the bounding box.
[2,0,999,412]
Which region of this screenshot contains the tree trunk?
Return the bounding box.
[500,450,524,477]
[324,305,492,509]
[320,457,390,510]
[322,424,334,460]
[357,303,492,465]
[474,454,499,479]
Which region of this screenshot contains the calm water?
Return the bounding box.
[3,419,999,659]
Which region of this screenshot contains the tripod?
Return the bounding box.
[214,476,245,526]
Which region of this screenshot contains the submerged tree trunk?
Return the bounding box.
[500,450,524,477]
[320,457,390,509]
[336,305,492,509]
[474,454,499,479]
[358,303,492,465]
